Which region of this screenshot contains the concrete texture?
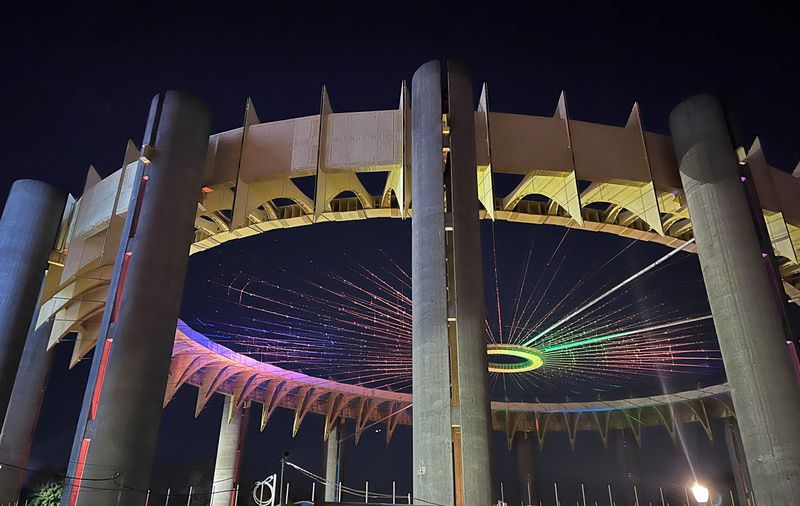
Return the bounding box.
[669,93,800,505]
[61,91,211,506]
[446,61,494,505]
[0,313,55,501]
[210,396,248,506]
[0,179,64,428]
[724,417,752,506]
[323,424,343,502]
[514,434,536,506]
[411,59,456,506]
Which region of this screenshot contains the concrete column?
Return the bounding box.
[211,396,248,506]
[323,424,343,502]
[411,60,456,506]
[447,62,493,505]
[725,418,752,506]
[669,94,800,504]
[61,91,211,506]
[0,312,55,502]
[514,434,536,506]
[0,179,64,427]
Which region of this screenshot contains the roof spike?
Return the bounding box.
[320,84,332,115]
[747,135,764,158]
[398,79,407,110]
[625,101,642,129]
[553,90,569,120]
[83,164,102,194]
[478,82,489,113]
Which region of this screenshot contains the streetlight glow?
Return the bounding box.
[691,482,710,503]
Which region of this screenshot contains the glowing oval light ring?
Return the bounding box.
[486,344,544,373]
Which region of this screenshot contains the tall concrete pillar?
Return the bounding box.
[61,91,211,506]
[411,59,457,506]
[0,180,64,427]
[323,424,343,502]
[724,418,752,506]
[210,397,248,506]
[411,60,493,506]
[0,312,56,501]
[669,94,800,504]
[514,434,536,506]
[446,62,493,506]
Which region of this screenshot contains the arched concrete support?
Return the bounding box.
[411,60,456,506]
[323,424,344,502]
[210,396,248,506]
[0,180,64,428]
[669,94,800,505]
[0,312,56,501]
[61,91,211,506]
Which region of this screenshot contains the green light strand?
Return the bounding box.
[543,314,712,353]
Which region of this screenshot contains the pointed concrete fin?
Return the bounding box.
[230,97,262,230]
[321,85,332,115]
[748,135,764,158]
[794,161,800,178]
[399,80,411,218]
[313,86,333,221]
[122,139,140,168]
[478,82,489,113]
[245,96,260,126]
[83,165,102,194]
[625,102,642,129]
[398,79,408,110]
[554,90,569,120]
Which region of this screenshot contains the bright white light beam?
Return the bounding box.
[520,238,696,347]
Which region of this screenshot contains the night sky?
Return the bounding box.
[3,1,799,505]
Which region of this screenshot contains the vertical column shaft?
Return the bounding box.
[62,91,211,506]
[411,59,456,506]
[446,61,493,506]
[210,397,248,506]
[0,312,56,501]
[514,434,536,506]
[669,94,800,504]
[724,418,752,506]
[0,179,64,426]
[323,424,343,502]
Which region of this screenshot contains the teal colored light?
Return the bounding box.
[543,314,713,353]
[543,330,630,352]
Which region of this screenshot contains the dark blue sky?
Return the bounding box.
[4,1,799,504]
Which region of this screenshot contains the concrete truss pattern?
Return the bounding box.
[169,320,733,447]
[35,86,796,445]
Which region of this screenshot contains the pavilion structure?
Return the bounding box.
[0,61,799,505]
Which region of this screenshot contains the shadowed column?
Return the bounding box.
[0,307,56,501]
[61,91,211,506]
[323,424,344,502]
[0,180,64,427]
[669,94,800,504]
[411,60,456,506]
[210,396,248,506]
[447,61,493,505]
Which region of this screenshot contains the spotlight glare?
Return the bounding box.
[691,482,709,503]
